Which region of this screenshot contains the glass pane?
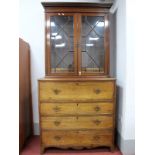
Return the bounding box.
[50,16,74,73]
[81,16,105,73]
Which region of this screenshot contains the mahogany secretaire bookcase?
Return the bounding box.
[38,1,116,154]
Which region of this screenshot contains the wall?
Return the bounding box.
[110,0,135,155]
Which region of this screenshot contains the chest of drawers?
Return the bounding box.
[38,79,116,154]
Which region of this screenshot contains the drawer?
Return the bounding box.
[42,130,112,147]
[40,102,113,116]
[41,116,113,130]
[40,103,77,115]
[78,102,113,115]
[39,81,115,102]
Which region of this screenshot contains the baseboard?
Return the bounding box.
[117,131,135,155]
[34,122,40,135]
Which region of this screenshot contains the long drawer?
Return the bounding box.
[39,81,115,102]
[42,130,112,147]
[41,116,113,130]
[40,102,113,116]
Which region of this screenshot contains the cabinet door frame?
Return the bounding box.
[77,13,110,76]
[44,8,110,77]
[45,13,78,76]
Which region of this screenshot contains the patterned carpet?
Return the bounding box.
[21,136,122,155]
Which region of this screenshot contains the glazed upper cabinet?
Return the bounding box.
[45,7,110,77]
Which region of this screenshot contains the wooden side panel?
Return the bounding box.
[19,38,33,151]
[39,81,115,101]
[42,130,113,147]
[41,116,113,130]
[40,102,113,115]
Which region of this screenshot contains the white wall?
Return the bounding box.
[110,0,135,154]
[123,0,135,140]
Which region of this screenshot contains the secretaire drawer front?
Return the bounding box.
[40,102,113,116]
[42,130,112,147]
[39,81,115,102]
[41,116,113,130]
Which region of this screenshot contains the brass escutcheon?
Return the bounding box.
[53,106,61,112]
[94,106,100,112]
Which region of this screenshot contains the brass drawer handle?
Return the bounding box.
[53,106,61,112]
[54,121,61,126]
[94,106,100,112]
[75,82,79,86]
[93,135,100,141]
[53,89,61,95]
[94,89,102,94]
[93,120,101,125]
[54,136,61,141]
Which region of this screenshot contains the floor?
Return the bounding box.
[21,136,122,155]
